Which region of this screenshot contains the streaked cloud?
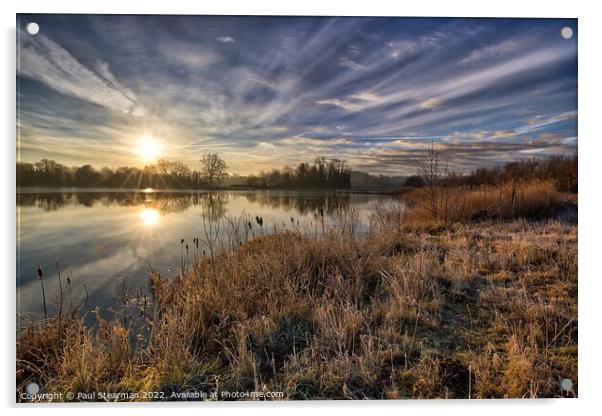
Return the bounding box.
[386,31,448,60]
[316,91,382,112]
[17,15,577,175]
[460,39,521,65]
[420,98,444,110]
[18,31,142,115]
[339,57,363,70]
[492,130,515,139]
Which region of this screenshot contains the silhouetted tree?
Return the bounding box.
[200,153,228,189]
[405,175,425,187]
[74,164,101,186]
[246,157,351,189]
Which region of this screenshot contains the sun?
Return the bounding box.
[135,135,163,163]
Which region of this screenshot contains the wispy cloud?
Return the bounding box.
[420,98,444,110]
[17,16,577,174]
[339,57,363,70]
[18,31,142,115]
[518,111,577,133]
[316,91,382,111]
[386,32,448,60]
[158,41,217,68]
[460,39,521,65]
[275,137,353,147]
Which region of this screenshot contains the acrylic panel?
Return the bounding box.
[16,14,578,402]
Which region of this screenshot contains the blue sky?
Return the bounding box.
[17,15,577,175]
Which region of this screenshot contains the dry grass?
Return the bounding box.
[403,180,570,224]
[16,188,577,401]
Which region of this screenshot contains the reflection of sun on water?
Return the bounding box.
[139,208,160,227]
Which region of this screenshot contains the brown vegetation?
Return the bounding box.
[17,188,577,400]
[403,179,573,224]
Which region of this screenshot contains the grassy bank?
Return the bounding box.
[17,182,577,400]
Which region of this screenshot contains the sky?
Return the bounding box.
[17,15,577,176]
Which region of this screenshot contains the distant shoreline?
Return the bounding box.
[16,186,403,194]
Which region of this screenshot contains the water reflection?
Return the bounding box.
[16,190,353,218]
[139,208,160,227]
[17,189,393,321]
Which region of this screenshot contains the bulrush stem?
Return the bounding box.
[56,260,64,317]
[180,238,185,275]
[56,260,64,347]
[37,267,47,320]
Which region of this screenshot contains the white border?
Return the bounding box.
[2,1,600,415]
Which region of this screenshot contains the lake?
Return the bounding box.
[17,189,395,323]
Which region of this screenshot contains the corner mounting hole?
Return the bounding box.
[561,26,573,40]
[26,22,39,36]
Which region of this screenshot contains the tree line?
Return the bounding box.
[17,154,229,189]
[246,157,352,189]
[405,154,577,193]
[17,155,353,190]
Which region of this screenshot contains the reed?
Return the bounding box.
[403,179,566,224]
[36,267,47,320]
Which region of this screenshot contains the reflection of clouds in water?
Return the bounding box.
[92,242,109,256]
[17,191,395,317]
[18,242,148,317]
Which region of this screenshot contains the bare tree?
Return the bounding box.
[200,153,228,189]
[416,142,448,219]
[413,142,467,222]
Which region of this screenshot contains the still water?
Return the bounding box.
[17,189,394,321]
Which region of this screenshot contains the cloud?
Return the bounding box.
[351,92,381,102]
[158,41,217,67]
[276,137,353,147]
[460,40,521,65]
[519,111,577,132]
[387,40,420,60]
[17,16,577,175]
[348,44,361,56]
[491,130,515,139]
[442,129,517,141]
[316,91,382,111]
[469,131,489,140]
[386,32,448,60]
[18,32,142,115]
[344,134,577,175]
[532,132,563,144]
[339,57,363,70]
[257,142,276,150]
[419,98,444,110]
